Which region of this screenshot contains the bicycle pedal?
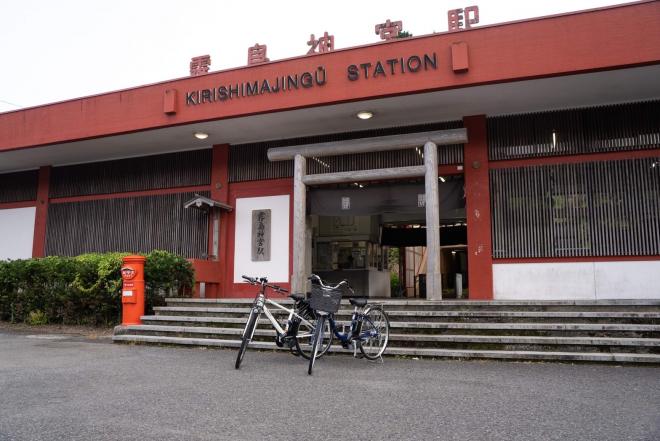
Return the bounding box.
[275,336,284,348]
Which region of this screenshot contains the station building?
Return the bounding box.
[0,1,659,301]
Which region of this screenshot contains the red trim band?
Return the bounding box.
[0,200,36,209]
[50,185,211,204]
[494,256,660,263]
[490,148,660,169]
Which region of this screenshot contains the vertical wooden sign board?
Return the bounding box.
[251,209,271,261]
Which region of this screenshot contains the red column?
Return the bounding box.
[212,144,230,297]
[32,166,51,258]
[463,115,494,300]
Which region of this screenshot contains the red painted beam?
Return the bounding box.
[495,256,660,263]
[439,164,464,176]
[490,148,660,169]
[0,2,658,152]
[463,115,493,300]
[0,201,35,209]
[49,185,210,204]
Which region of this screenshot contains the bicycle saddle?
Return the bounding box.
[289,293,306,302]
[349,298,367,307]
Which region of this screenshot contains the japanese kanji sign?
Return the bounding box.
[251,209,271,261]
[307,32,335,54]
[190,55,211,76]
[248,43,269,65]
[448,6,480,31]
[375,19,402,40]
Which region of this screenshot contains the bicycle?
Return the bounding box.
[307,274,390,375]
[235,275,332,369]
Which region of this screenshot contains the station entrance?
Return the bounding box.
[307,176,466,298]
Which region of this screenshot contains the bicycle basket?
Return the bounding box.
[309,285,342,314]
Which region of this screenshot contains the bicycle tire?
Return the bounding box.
[357,305,390,360]
[295,316,332,360]
[235,309,258,369]
[307,315,325,375]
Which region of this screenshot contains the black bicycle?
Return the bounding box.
[307,274,390,375]
[235,275,331,369]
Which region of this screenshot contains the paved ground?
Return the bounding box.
[0,328,659,441]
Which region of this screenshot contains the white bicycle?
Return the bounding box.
[235,275,332,369]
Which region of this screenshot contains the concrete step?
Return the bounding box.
[117,325,660,352]
[118,324,660,353]
[142,315,660,337]
[152,306,660,323]
[112,334,660,364]
[164,297,660,312]
[117,299,660,364]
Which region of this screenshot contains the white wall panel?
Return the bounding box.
[494,261,660,300]
[594,261,660,300]
[0,207,35,260]
[493,262,596,300]
[233,195,289,283]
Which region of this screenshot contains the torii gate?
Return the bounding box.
[267,128,468,299]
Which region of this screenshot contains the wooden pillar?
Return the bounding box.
[463,115,494,299]
[32,166,50,258]
[424,141,442,300]
[292,154,307,294]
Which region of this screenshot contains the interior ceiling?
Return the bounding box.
[2,64,659,173]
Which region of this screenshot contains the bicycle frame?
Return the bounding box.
[326,307,379,347]
[249,292,315,341]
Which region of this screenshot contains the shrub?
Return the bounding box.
[27,310,48,325]
[144,250,195,311]
[0,251,194,326]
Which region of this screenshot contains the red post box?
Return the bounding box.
[121,255,146,325]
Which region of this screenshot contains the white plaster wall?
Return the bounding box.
[233,195,290,283]
[594,261,660,299]
[493,262,596,300]
[0,207,36,260]
[493,261,660,300]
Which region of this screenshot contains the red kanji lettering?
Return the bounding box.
[375,19,402,41]
[247,43,269,65]
[190,55,211,76]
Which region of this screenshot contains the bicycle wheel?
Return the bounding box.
[357,305,390,360]
[307,315,325,375]
[295,315,332,360]
[235,309,258,369]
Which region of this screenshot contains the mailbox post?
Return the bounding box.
[121,255,146,325]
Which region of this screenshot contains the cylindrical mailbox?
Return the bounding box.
[121,255,146,325]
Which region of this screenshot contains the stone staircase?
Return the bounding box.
[112,298,660,364]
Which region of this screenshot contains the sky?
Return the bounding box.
[0,0,633,113]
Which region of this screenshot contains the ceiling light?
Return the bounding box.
[439,176,446,183]
[194,132,209,140]
[356,111,373,120]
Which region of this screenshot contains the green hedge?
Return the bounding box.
[0,250,194,326]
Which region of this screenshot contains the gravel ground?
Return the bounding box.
[0,328,659,441]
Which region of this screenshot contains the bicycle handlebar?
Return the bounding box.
[308,273,353,292]
[241,275,289,295]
